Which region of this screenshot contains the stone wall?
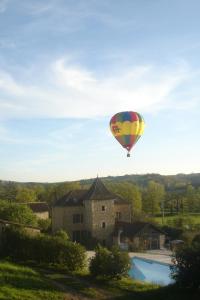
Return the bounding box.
[52,200,132,246]
[52,205,85,239]
[114,204,132,222]
[159,234,165,248]
[35,211,49,220]
[91,199,115,246]
[84,199,93,233]
[51,206,65,233]
[63,206,85,240]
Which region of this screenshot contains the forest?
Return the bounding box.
[0,173,200,216]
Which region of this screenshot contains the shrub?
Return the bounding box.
[0,200,37,226]
[192,234,200,246]
[37,218,51,233]
[171,243,200,289]
[89,245,130,279]
[54,229,69,241]
[81,235,99,250]
[162,225,183,240]
[0,227,86,272]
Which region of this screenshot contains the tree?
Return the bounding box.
[41,182,81,205]
[89,245,130,279]
[38,218,51,233]
[107,182,142,216]
[33,185,46,202]
[165,191,188,214]
[1,227,86,272]
[192,234,200,246]
[55,182,81,199]
[185,185,196,212]
[16,187,37,203]
[142,181,165,216]
[0,182,18,202]
[0,201,37,226]
[171,243,200,289]
[54,229,69,241]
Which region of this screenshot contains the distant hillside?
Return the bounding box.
[1,173,200,213]
[1,173,200,190]
[80,173,200,190]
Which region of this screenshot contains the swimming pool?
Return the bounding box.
[129,257,174,285]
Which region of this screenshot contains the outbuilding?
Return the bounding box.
[113,221,166,251]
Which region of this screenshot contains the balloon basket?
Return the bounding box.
[127,153,130,157]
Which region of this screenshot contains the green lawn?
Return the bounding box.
[45,271,200,300]
[153,214,200,226]
[0,261,65,300]
[0,261,199,300]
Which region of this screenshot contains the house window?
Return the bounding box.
[72,230,91,243]
[102,239,106,246]
[102,205,106,211]
[102,222,106,228]
[72,230,81,242]
[116,212,122,220]
[81,230,91,239]
[73,214,83,224]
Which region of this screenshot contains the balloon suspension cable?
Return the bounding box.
[127,151,130,157]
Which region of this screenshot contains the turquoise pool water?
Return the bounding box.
[129,257,174,286]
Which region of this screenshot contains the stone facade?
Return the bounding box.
[52,205,85,240]
[52,178,166,249]
[52,177,131,246]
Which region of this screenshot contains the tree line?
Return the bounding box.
[0,175,200,217]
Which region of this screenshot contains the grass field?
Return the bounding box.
[0,261,199,300]
[45,270,200,300]
[153,214,200,226]
[0,261,65,300]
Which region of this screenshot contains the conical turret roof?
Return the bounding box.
[54,177,128,206]
[82,177,115,201]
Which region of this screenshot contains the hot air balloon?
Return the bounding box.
[109,111,145,157]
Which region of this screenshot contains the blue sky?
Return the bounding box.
[0,0,200,182]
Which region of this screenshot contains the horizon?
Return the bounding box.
[0,0,200,182]
[1,171,199,184]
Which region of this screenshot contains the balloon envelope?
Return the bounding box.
[110,111,145,155]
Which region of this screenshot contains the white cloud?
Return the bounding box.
[0,58,194,120]
[0,71,24,95]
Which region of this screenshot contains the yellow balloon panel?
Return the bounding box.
[110,121,141,137]
[138,121,145,135]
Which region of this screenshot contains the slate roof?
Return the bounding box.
[54,190,87,207]
[54,177,129,206]
[82,177,116,201]
[27,202,49,213]
[113,221,165,237]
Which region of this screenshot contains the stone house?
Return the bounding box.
[52,177,131,246]
[52,177,166,249]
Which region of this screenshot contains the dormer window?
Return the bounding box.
[102,205,106,211]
